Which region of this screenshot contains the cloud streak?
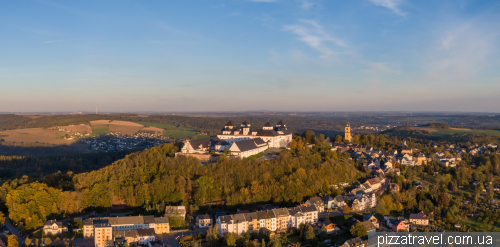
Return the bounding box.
[284,19,346,58]
[369,0,406,16]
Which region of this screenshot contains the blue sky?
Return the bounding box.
[1,0,500,112]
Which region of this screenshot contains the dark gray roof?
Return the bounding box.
[256,129,278,136]
[272,208,289,217]
[44,220,64,227]
[258,210,275,219]
[299,204,317,213]
[198,214,211,220]
[219,215,232,224]
[232,214,246,223]
[309,197,323,204]
[154,217,169,223]
[143,216,155,224]
[263,121,271,127]
[242,121,248,125]
[245,212,259,221]
[226,121,233,126]
[334,195,344,203]
[277,120,284,126]
[137,228,155,236]
[83,218,109,226]
[233,139,258,152]
[253,138,266,145]
[409,214,428,219]
[188,138,212,150]
[287,207,303,216]
[321,195,334,202]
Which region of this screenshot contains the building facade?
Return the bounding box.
[217,120,292,148]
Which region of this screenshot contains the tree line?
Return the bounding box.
[3,139,361,231]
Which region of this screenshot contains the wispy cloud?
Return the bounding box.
[369,0,406,16]
[283,19,346,58]
[425,21,498,83]
[300,0,314,10]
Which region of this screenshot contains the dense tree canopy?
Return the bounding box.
[5,141,359,230]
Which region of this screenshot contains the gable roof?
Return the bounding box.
[232,138,264,152]
[263,121,271,127]
[137,228,155,236]
[308,196,323,204]
[334,195,344,203]
[409,214,428,220]
[272,208,289,217]
[44,220,64,227]
[321,195,334,202]
[361,221,376,231]
[226,121,233,126]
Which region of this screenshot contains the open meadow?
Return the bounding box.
[0,128,76,145]
[90,125,109,136]
[433,128,500,136]
[58,124,92,133]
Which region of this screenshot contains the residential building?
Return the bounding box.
[334,195,345,208]
[232,213,248,236]
[217,215,232,236]
[43,220,68,236]
[196,214,212,228]
[245,212,260,233]
[299,205,319,224]
[341,237,367,247]
[94,223,113,247]
[409,214,429,226]
[136,229,155,245]
[272,208,289,232]
[322,195,335,209]
[390,219,406,232]
[154,217,169,234]
[217,120,293,148]
[363,214,379,228]
[114,230,139,247]
[390,183,400,193]
[306,197,325,212]
[361,221,376,237]
[165,206,186,219]
[317,222,339,235]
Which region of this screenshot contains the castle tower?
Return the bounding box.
[345,120,352,142]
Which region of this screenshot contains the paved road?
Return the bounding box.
[159,228,208,247]
[4,214,24,244]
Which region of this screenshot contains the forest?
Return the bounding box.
[1,135,361,232]
[0,151,132,179]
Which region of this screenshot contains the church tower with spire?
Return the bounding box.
[344,120,352,142]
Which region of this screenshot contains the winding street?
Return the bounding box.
[4,214,24,244]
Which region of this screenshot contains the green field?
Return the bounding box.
[459,216,500,232]
[432,128,500,136]
[164,128,201,139]
[135,122,177,129]
[91,125,109,136]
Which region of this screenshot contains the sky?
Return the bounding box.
[1,0,500,112]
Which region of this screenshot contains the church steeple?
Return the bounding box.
[344,119,352,142]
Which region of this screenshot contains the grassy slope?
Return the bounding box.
[432,128,500,136]
[135,122,177,129]
[91,125,109,136]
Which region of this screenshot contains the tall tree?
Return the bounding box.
[350,222,367,238]
[7,235,19,247]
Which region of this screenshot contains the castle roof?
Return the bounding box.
[263,121,271,127]
[226,121,233,126]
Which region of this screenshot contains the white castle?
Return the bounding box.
[217,120,293,148]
